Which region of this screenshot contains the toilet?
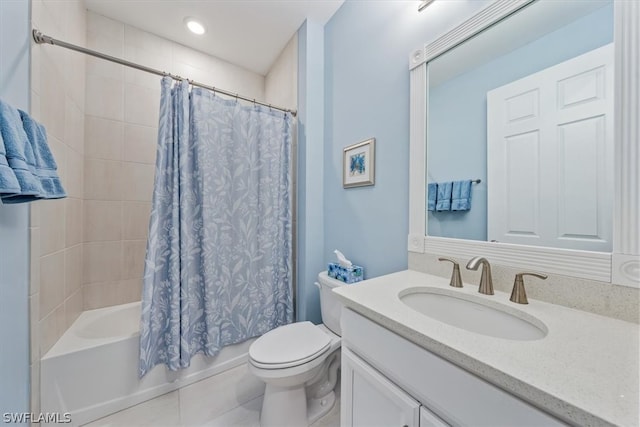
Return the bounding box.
[248,272,346,427]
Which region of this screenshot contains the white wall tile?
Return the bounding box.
[39,199,66,256]
[87,13,124,54]
[64,288,83,328]
[85,74,124,121]
[39,251,65,319]
[122,240,146,280]
[121,162,154,201]
[83,241,122,284]
[125,123,157,164]
[65,148,84,199]
[124,83,160,127]
[65,197,83,247]
[84,200,123,242]
[40,57,66,140]
[84,158,123,200]
[123,201,151,240]
[85,115,124,161]
[124,25,172,56]
[39,304,65,356]
[64,244,82,298]
[64,97,85,154]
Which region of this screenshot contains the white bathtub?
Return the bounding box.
[41,302,254,426]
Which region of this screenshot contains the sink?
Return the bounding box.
[399,288,547,341]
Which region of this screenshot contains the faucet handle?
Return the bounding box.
[510,272,548,304]
[438,257,463,288]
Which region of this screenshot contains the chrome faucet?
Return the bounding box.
[465,257,494,295]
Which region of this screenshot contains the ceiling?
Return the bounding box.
[84,0,344,75]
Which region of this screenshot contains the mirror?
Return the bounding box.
[425,0,614,253]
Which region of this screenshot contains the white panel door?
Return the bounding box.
[341,348,421,427]
[487,44,613,251]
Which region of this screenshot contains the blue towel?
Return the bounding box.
[0,130,21,197]
[19,110,66,200]
[435,182,452,211]
[0,99,44,203]
[451,180,472,211]
[427,183,436,211]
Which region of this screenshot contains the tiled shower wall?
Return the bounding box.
[30,0,87,412]
[82,12,266,310]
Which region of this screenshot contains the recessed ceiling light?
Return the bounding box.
[184,17,206,35]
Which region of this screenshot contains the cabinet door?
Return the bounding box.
[419,407,449,427]
[341,348,420,427]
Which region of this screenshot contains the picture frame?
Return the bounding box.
[343,138,375,188]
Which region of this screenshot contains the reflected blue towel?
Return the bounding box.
[18,110,66,200]
[435,182,452,211]
[427,183,436,211]
[0,99,44,203]
[451,180,472,211]
[0,130,21,197]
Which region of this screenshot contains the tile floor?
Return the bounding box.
[83,364,340,427]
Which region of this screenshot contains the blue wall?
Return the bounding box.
[321,0,489,284]
[297,20,325,323]
[427,4,613,241]
[0,0,31,420]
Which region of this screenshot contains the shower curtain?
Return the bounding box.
[139,77,293,377]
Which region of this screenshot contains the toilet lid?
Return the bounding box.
[249,321,331,368]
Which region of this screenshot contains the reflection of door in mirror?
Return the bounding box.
[426,0,613,253]
[487,45,613,252]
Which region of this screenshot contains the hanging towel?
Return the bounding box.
[0,130,21,197]
[19,110,66,200]
[0,99,44,203]
[427,183,437,211]
[451,180,472,211]
[435,182,452,211]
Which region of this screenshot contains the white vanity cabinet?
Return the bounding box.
[342,346,448,427]
[340,308,567,427]
[342,347,421,427]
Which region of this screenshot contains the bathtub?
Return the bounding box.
[41,302,254,426]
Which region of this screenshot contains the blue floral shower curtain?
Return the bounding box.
[139,77,293,377]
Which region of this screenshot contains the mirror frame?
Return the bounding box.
[408,0,639,287]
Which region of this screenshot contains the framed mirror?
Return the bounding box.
[408,0,639,286]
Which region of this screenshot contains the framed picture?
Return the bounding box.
[343,138,375,188]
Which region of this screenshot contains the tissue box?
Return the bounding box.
[328,263,364,284]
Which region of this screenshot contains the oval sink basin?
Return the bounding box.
[399,288,547,341]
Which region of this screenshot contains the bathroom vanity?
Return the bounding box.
[334,270,639,427]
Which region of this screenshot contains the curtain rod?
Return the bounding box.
[32,29,297,117]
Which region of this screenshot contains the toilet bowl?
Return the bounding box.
[248,272,346,427]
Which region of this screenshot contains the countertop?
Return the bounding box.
[332,270,640,427]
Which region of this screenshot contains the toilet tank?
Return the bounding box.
[316,272,347,336]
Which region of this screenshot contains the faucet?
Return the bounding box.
[465,256,494,295]
[438,257,463,288]
[510,272,547,304]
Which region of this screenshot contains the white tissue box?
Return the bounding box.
[328,263,364,284]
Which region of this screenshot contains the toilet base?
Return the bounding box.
[259,384,336,427]
[260,383,307,427]
[308,390,336,425]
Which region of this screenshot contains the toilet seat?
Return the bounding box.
[249,321,331,369]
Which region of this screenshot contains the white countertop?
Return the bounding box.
[332,270,640,427]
